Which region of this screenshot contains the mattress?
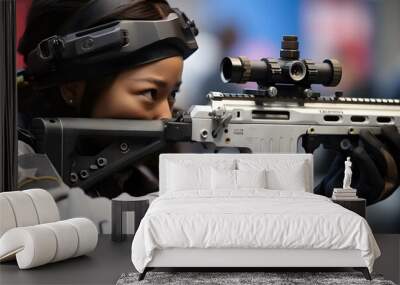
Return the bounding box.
[131,190,380,273]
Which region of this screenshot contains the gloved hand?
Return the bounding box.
[314,125,400,205]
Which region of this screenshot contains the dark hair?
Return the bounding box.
[18,0,173,118]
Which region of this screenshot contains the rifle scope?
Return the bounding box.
[220,35,342,87]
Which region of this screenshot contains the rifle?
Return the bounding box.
[30,36,400,199]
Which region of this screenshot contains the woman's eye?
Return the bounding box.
[139,90,156,101]
[168,90,178,104]
[171,89,180,99]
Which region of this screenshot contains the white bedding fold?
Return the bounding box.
[131,190,380,273]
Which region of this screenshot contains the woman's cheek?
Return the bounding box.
[92,92,153,119]
[110,95,154,119]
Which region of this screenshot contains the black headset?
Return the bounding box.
[23,0,198,88]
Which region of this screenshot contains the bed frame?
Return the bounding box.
[139,248,371,280]
[137,154,372,281]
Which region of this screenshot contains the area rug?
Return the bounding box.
[116,271,396,285]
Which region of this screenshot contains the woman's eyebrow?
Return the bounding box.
[130,78,182,90]
[130,77,168,88]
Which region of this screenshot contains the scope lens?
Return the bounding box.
[288,61,306,82]
[220,58,233,83]
[220,57,243,83]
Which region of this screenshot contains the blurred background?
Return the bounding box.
[17,0,400,108]
[167,0,400,108]
[16,0,400,232]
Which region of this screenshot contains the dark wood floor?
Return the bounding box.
[1,235,398,284]
[0,235,134,285]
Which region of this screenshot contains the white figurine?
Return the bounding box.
[343,157,352,189]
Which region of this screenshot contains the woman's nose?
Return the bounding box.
[153,99,172,120]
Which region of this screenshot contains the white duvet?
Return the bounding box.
[131,190,380,273]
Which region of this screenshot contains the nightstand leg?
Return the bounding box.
[112,201,123,242]
[138,268,148,281]
[354,267,371,280]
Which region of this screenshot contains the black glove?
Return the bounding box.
[314,126,400,205]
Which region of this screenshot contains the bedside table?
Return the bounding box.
[331,198,366,218]
[111,193,158,242]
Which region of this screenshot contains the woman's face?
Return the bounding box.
[91,56,183,120]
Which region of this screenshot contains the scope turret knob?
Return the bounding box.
[283,35,298,41]
[280,35,300,60]
[281,38,299,50]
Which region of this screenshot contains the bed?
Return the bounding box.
[131,153,380,280]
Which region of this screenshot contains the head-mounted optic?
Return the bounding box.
[24,5,198,88]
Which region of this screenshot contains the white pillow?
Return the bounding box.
[237,158,309,192]
[211,168,236,191]
[266,161,308,191]
[236,169,267,189]
[167,162,212,192]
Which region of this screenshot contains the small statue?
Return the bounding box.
[343,157,353,189]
